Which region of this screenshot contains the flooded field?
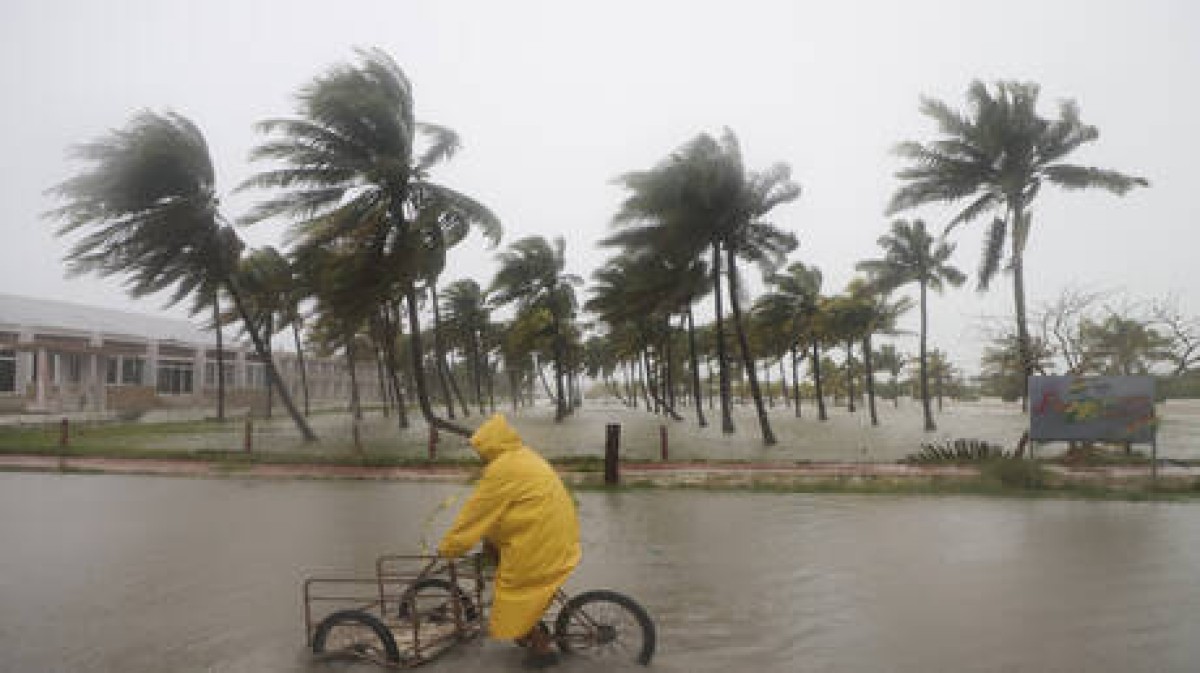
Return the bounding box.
[57,396,1200,463]
[1,473,1198,672]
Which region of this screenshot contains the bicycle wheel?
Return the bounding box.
[312,609,402,664]
[397,577,478,624]
[554,589,656,665]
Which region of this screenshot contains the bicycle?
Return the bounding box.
[304,551,656,667]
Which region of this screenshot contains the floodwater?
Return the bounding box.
[1,473,1199,672]
[79,397,1200,463]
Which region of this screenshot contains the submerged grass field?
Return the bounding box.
[2,397,1199,500]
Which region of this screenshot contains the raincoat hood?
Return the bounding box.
[470,414,524,462]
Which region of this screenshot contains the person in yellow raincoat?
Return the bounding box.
[438,413,581,666]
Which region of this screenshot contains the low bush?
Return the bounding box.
[980,458,1049,489]
[903,438,1010,463]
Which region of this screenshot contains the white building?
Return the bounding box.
[0,293,375,416]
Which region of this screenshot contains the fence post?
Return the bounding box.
[59,417,69,448]
[352,419,362,454]
[243,415,253,454]
[429,424,439,460]
[604,423,620,485]
[659,424,668,461]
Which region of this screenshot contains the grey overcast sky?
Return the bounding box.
[2,0,1197,372]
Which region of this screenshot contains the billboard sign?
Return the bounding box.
[1028,376,1157,443]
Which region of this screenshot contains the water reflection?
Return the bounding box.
[0,474,1198,672]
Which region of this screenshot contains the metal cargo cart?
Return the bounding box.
[303,552,656,667]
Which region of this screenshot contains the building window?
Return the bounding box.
[60,353,84,384]
[122,357,144,385]
[204,362,235,387]
[246,363,268,389]
[0,350,14,393]
[107,356,146,386]
[156,360,194,395]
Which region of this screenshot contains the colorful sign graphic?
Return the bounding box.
[1028,376,1157,443]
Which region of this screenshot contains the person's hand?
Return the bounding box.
[481,539,500,566]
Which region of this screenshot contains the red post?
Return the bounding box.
[659,424,668,461]
[59,417,69,448]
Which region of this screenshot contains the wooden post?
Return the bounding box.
[604,423,620,485]
[243,415,253,454]
[352,419,362,455]
[429,424,439,460]
[659,424,668,461]
[58,417,69,472]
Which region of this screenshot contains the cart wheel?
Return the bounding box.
[312,609,402,664]
[554,589,656,665]
[397,578,478,623]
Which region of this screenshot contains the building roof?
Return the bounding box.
[0,292,213,345]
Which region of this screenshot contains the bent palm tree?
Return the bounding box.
[241,48,499,438]
[490,236,582,422]
[46,111,316,440]
[888,80,1147,388]
[857,219,964,431]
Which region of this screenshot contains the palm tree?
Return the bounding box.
[46,111,316,440]
[490,236,581,422]
[441,279,492,415]
[588,249,708,424]
[857,219,965,431]
[240,48,500,438]
[874,344,908,408]
[888,80,1148,388]
[756,261,824,419]
[610,129,799,445]
[846,278,913,426]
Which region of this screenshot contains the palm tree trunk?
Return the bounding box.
[813,341,828,421]
[427,284,458,420]
[445,351,471,418]
[534,354,555,402]
[864,335,879,426]
[403,286,471,438]
[790,344,802,418]
[225,279,316,441]
[292,321,310,416]
[664,316,677,413]
[374,346,391,415]
[378,306,409,429]
[486,355,497,413]
[1010,201,1032,414]
[213,293,225,421]
[347,338,362,421]
[685,305,708,428]
[777,357,787,409]
[469,330,485,416]
[726,247,776,446]
[551,311,568,422]
[845,339,856,413]
[265,314,274,419]
[763,361,773,408]
[919,279,936,432]
[711,241,735,433]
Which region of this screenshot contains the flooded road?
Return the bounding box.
[1,473,1198,672]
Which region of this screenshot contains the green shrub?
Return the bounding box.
[981,458,1048,489]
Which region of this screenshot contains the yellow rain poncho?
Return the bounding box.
[437,414,581,639]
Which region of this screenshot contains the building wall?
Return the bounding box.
[0,327,381,416]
